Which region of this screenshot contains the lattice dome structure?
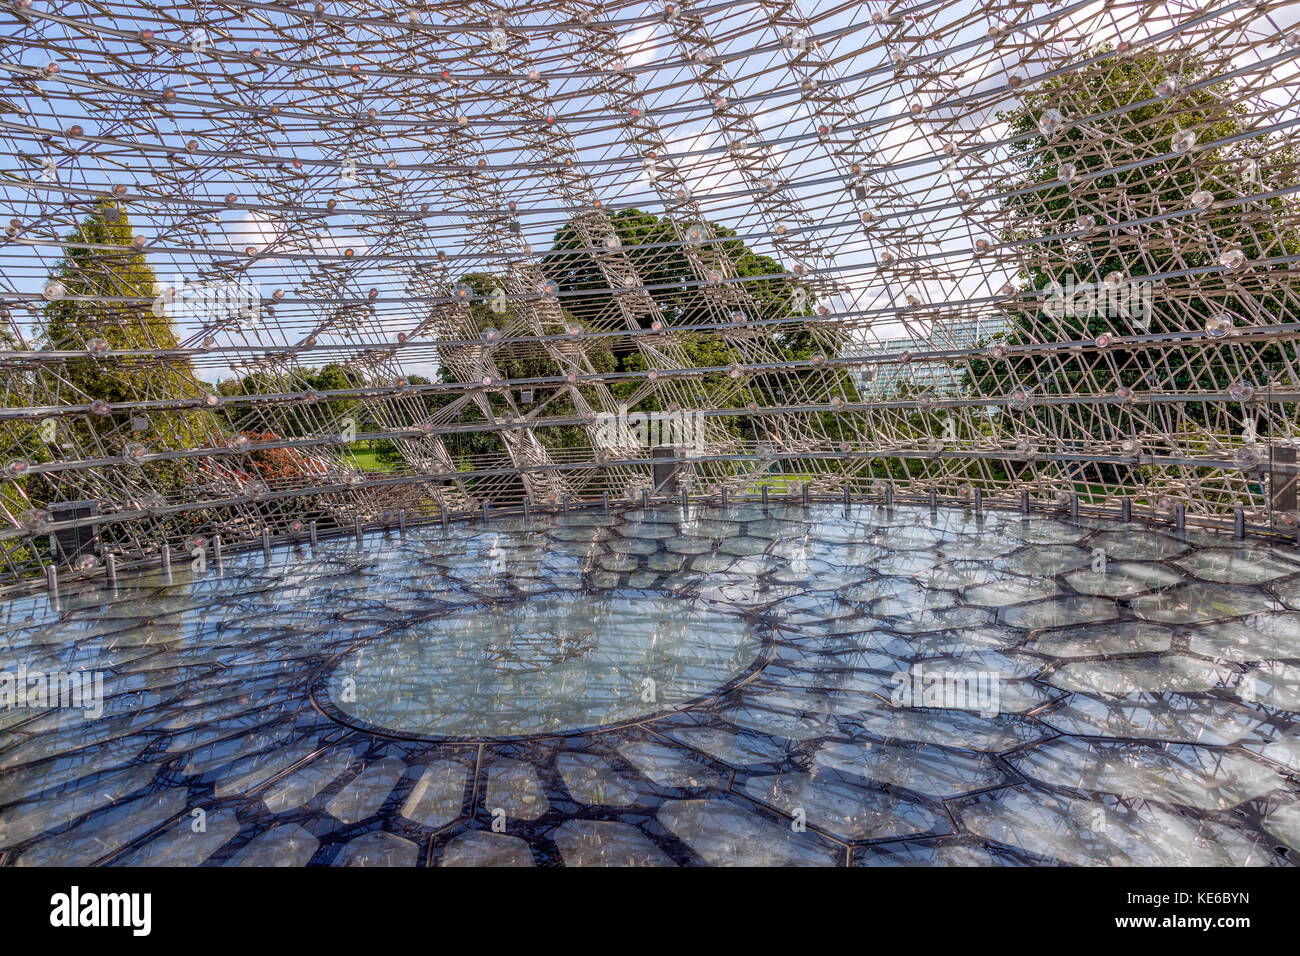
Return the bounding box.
[2,0,1299,585]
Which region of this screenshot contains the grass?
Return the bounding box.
[344,446,390,472]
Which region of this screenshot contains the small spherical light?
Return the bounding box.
[1058,162,1078,183]
[1218,248,1246,270]
[1016,438,1037,459]
[987,344,1008,360]
[124,442,147,463]
[203,393,220,408]
[1095,333,1113,349]
[482,328,499,344]
[86,337,110,355]
[1171,130,1196,153]
[1009,386,1032,409]
[1038,108,1064,136]
[42,278,66,300]
[4,458,30,478]
[1191,189,1214,210]
[89,399,110,415]
[20,507,51,533]
[1227,380,1255,402]
[1120,438,1141,456]
[224,192,237,205]
[1114,385,1135,403]
[1204,311,1233,337]
[1234,444,1261,469]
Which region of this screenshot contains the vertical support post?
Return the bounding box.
[1174,502,1186,536]
[928,485,937,512]
[46,565,58,610]
[974,488,983,514]
[1020,489,1030,513]
[262,528,272,561]
[761,486,769,507]
[681,487,689,510]
[310,521,319,549]
[721,488,729,508]
[398,509,406,535]
[354,515,363,547]
[522,498,529,524]
[1069,493,1079,521]
[801,482,809,506]
[441,508,448,533]
[1234,508,1246,540]
[105,552,117,590]
[562,495,569,520]
[1121,498,1132,523]
[482,500,489,525]
[214,534,224,573]
[885,485,893,510]
[641,490,649,509]
[602,492,609,516]
[161,545,172,583]
[843,486,850,507]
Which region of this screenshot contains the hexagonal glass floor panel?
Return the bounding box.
[1,503,1297,867]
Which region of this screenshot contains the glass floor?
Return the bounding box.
[1,503,1298,866]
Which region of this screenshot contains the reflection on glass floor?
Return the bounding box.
[0,503,1297,866]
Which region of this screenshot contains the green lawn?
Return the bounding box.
[344,447,389,472]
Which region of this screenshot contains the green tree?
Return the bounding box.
[964,50,1299,471]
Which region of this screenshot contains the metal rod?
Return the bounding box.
[1121,498,1132,522]
[641,490,649,509]
[482,500,489,525]
[522,498,529,523]
[1020,489,1030,513]
[214,534,224,572]
[1174,502,1186,535]
[161,545,172,582]
[721,488,728,508]
[801,482,809,505]
[105,552,117,589]
[761,486,769,507]
[310,521,319,549]
[1234,509,1246,539]
[682,487,689,509]
[354,515,363,546]
[1069,493,1079,521]
[441,508,448,533]
[562,495,569,520]
[974,488,983,513]
[928,485,937,511]
[46,565,58,608]
[843,486,850,506]
[602,492,609,515]
[885,485,893,510]
[398,509,406,535]
[262,528,272,561]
